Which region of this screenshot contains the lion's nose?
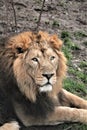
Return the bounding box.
[42,73,54,80]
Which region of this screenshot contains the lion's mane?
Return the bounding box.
[0,31,67,102]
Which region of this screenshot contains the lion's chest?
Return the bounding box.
[13,94,54,126]
[14,101,32,126]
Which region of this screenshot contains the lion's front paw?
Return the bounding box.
[0,121,20,130]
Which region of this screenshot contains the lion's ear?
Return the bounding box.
[49,34,63,50]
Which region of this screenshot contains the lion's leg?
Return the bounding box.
[58,89,87,109]
[0,122,20,130]
[46,106,87,124]
[27,107,87,126]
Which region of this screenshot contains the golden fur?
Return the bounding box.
[0,31,87,130]
[4,31,67,102]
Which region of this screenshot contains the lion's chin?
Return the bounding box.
[39,84,52,92]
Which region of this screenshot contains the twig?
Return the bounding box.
[35,0,46,31]
[64,125,72,130]
[4,0,9,36]
[11,0,17,32]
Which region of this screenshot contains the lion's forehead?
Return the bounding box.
[28,47,57,58]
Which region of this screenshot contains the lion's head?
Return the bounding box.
[0,31,67,102]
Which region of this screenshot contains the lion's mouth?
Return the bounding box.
[39,83,52,92]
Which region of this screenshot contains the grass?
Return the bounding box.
[52,20,60,27]
[69,67,87,84]
[61,31,87,129]
[35,0,41,4]
[64,78,87,97]
[74,31,87,39]
[45,21,50,25]
[60,123,87,130]
[61,31,71,39]
[83,41,87,46]
[61,32,73,62]
[61,31,79,63]
[79,61,87,68]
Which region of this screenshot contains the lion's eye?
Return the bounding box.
[50,56,55,61]
[16,47,24,53]
[32,58,38,62]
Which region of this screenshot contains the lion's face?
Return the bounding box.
[3,31,67,102]
[24,45,59,92]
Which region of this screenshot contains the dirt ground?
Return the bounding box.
[0,0,87,129]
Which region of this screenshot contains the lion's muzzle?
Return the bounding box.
[39,73,56,92]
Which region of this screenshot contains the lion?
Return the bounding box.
[0,31,87,130]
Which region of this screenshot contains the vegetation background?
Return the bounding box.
[0,0,87,129]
